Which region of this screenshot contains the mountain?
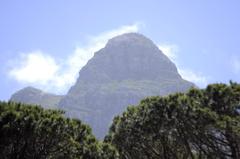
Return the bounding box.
[10,33,194,138]
[58,33,194,138]
[10,87,63,109]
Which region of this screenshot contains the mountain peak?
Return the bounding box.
[108,32,151,44]
[21,86,43,93]
[60,33,194,138]
[106,33,157,50]
[10,33,194,139]
[77,32,180,83]
[10,87,63,109]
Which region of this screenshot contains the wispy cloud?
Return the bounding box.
[8,23,141,94]
[178,69,208,87]
[158,44,209,88]
[157,44,178,63]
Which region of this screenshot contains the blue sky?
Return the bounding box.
[0,0,240,101]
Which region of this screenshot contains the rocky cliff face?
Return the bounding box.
[58,33,194,138]
[10,87,63,109]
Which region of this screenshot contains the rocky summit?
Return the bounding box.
[11,33,194,138]
[58,33,194,138]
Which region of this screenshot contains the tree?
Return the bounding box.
[0,101,119,159]
[105,82,240,159]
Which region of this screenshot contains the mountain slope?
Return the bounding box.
[59,33,194,138]
[10,87,63,109]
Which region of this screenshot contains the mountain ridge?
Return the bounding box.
[11,33,194,138]
[10,86,63,109]
[58,33,194,138]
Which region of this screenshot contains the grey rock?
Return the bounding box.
[59,33,194,138]
[10,86,63,109]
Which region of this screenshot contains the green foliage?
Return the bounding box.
[105,82,240,159]
[2,82,240,158]
[0,102,119,159]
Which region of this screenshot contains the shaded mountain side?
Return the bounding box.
[10,87,63,109]
[59,33,194,138]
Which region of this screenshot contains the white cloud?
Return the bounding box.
[9,51,59,85]
[157,44,178,62]
[178,69,208,88]
[8,23,141,94]
[158,44,209,88]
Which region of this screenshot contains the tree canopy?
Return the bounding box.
[0,101,119,159]
[105,82,240,159]
[1,82,240,159]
